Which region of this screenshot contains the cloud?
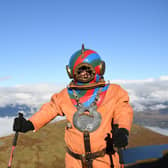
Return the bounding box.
[0,83,67,137]
[111,76,168,111]
[0,83,65,108]
[0,76,168,112]
[0,117,15,137]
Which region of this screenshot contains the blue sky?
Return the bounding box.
[0,0,168,86]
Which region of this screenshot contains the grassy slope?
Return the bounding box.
[0,120,66,168]
[0,120,168,168]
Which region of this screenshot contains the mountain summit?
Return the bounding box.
[0,120,168,168]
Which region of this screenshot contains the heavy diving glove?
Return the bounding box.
[112,126,129,148]
[13,113,34,133]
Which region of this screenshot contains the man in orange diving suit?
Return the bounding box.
[13,45,133,168]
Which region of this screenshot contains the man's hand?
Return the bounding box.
[112,127,129,148]
[13,114,34,133]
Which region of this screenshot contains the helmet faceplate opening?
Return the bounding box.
[74,63,95,83]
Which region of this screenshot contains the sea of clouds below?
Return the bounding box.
[0,76,168,137]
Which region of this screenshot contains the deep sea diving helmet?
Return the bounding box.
[66,44,105,83]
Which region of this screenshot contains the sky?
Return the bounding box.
[0,0,168,137]
[0,0,168,86]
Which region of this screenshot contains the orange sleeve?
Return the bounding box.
[113,86,133,132]
[29,93,64,131]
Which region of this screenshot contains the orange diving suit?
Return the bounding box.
[29,83,133,168]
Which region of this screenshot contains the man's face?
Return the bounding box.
[77,66,93,82]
